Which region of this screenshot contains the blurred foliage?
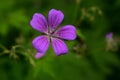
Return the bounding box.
[0,0,120,80]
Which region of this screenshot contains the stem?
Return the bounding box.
[73,0,81,25]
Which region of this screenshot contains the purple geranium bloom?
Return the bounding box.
[30,9,76,59]
[106,32,113,40]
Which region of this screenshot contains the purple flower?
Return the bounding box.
[106,32,113,40]
[30,9,76,59]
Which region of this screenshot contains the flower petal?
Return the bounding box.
[54,25,76,40]
[106,32,113,39]
[32,35,50,53]
[48,9,64,29]
[30,13,48,33]
[35,52,45,59]
[52,38,68,56]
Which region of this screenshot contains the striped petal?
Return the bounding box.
[30,13,48,33]
[48,9,64,30]
[52,38,68,56]
[32,35,50,53]
[54,25,76,40]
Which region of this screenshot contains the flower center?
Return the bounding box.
[46,27,58,38]
[47,31,54,38]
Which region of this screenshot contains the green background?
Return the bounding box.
[0,0,120,80]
